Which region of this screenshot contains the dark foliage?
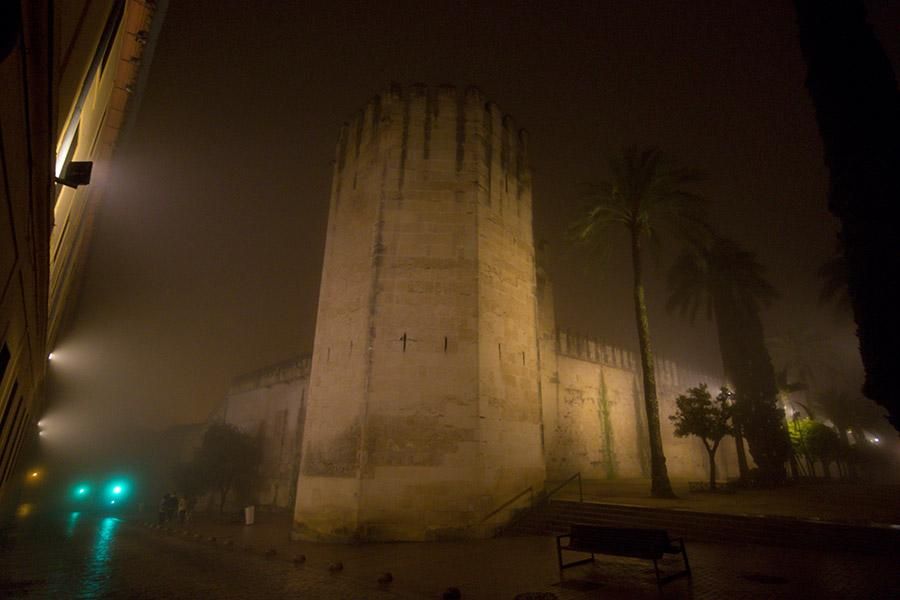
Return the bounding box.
[795,0,900,432]
[185,422,262,514]
[667,236,788,483]
[670,384,734,489]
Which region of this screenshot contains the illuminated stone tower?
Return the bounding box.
[293,84,545,541]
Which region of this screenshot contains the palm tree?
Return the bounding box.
[666,236,777,480]
[666,236,790,484]
[570,147,706,498]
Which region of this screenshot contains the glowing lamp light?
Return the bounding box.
[110,500,116,505]
[873,437,880,444]
[72,483,91,500]
[105,479,130,501]
[48,352,55,361]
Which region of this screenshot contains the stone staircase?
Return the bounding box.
[503,499,900,554]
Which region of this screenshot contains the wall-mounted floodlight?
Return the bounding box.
[55,161,93,189]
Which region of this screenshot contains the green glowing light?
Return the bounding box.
[72,483,91,500]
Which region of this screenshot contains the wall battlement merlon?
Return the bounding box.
[555,329,723,390]
[331,84,530,191]
[228,356,312,395]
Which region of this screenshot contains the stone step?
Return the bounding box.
[503,500,900,553]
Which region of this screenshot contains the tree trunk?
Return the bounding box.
[732,424,750,481]
[630,227,675,498]
[707,446,718,490]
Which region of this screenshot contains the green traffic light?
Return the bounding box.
[72,483,91,499]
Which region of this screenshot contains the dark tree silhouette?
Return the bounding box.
[570,146,707,498]
[817,244,851,314]
[794,0,900,432]
[667,237,788,484]
[192,422,262,514]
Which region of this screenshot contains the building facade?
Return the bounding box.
[0,0,165,500]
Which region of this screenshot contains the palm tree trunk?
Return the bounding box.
[732,424,750,481]
[630,228,675,498]
[711,296,751,481]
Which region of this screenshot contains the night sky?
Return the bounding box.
[46,1,900,447]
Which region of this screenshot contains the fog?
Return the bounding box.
[44,0,900,468]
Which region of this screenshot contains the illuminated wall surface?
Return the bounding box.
[0,0,165,498]
[289,86,545,541]
[214,85,736,541]
[216,357,311,509]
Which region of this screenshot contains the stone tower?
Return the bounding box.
[293,84,545,541]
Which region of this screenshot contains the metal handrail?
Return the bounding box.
[480,471,584,530]
[545,472,583,503]
[480,485,534,523]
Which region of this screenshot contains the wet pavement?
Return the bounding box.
[1,509,898,599]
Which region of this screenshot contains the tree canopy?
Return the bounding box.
[670,384,734,489]
[184,422,262,513]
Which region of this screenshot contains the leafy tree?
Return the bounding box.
[666,235,780,481]
[787,417,842,478]
[570,146,707,498]
[192,422,262,514]
[670,384,734,490]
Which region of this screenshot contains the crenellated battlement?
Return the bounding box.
[556,329,723,390]
[330,84,530,216]
[228,356,312,395]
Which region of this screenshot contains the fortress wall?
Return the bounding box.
[356,85,483,539]
[294,88,395,536]
[535,245,561,478]
[295,85,543,540]
[220,358,310,508]
[548,332,740,482]
[475,101,545,508]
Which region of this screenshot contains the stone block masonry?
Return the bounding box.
[293,85,545,541]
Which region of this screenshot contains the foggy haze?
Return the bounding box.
[45,0,900,457]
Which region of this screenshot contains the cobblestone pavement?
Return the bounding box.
[2,510,898,599]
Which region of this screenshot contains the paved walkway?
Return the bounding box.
[549,478,900,524]
[136,509,899,599]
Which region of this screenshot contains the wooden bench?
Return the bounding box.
[556,524,691,590]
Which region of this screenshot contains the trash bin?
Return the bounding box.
[244,505,255,525]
